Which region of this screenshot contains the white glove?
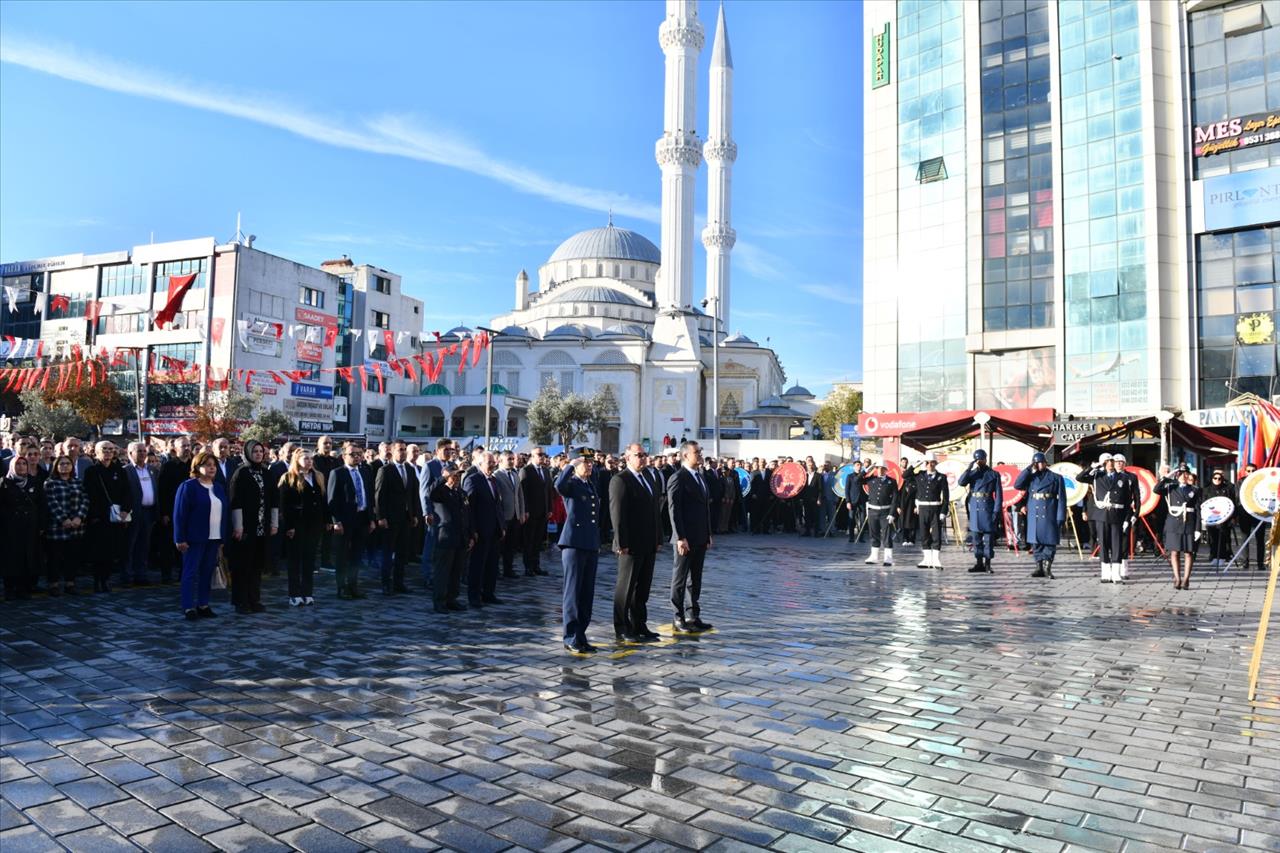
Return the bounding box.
[1194,531,1201,542]
[1122,520,1130,532]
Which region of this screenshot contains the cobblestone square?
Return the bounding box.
[3,535,1279,852]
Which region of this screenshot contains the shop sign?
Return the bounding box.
[242,313,282,357]
[871,23,891,89]
[294,306,336,327]
[858,407,1052,437]
[245,372,278,396]
[297,419,333,432]
[0,254,85,277]
[296,340,323,364]
[1237,312,1275,345]
[291,381,334,399]
[1203,165,1280,231]
[1192,110,1280,158]
[1050,417,1135,444]
[284,398,334,416]
[1186,407,1250,428]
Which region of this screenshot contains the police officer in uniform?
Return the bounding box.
[1156,464,1201,590]
[1079,452,1138,583]
[1110,453,1141,579]
[862,462,898,567]
[555,448,601,653]
[914,453,949,569]
[958,449,1002,573]
[1014,452,1065,579]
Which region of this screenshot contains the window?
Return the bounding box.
[917,156,948,183]
[374,275,391,294]
[97,313,148,335]
[299,286,324,308]
[366,407,386,426]
[154,258,208,292]
[559,371,575,394]
[146,342,202,418]
[372,310,390,329]
[100,264,145,297]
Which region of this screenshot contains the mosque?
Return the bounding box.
[393,2,813,452]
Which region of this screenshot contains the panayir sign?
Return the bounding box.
[1193,110,1280,158]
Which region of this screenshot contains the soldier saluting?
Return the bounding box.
[913,453,948,570]
[958,449,1002,573]
[1155,464,1201,591]
[862,462,898,567]
[1078,452,1139,584]
[1013,452,1065,579]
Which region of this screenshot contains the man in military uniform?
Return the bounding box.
[863,462,898,567]
[844,460,866,543]
[1079,452,1139,583]
[555,448,601,653]
[914,453,949,569]
[958,449,1002,573]
[1014,452,1065,579]
[1110,453,1141,579]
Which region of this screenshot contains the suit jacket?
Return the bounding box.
[493,467,525,524]
[801,471,822,502]
[463,468,503,538]
[519,463,552,519]
[374,461,422,527]
[214,456,242,490]
[158,457,191,518]
[327,464,374,530]
[124,462,162,512]
[418,457,444,518]
[430,481,472,549]
[173,478,231,544]
[669,466,712,547]
[555,465,600,550]
[610,468,663,555]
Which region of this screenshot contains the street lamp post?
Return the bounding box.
[476,326,502,446]
[702,297,721,458]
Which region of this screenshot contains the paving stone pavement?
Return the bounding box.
[2,534,1279,852]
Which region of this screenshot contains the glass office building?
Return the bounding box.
[862,0,1275,418]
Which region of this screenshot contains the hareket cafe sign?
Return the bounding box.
[1193,110,1280,158]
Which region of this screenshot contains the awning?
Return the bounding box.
[1061,416,1237,458]
[895,409,1054,451]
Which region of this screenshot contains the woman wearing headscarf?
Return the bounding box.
[2,455,43,600]
[174,450,230,619]
[44,454,88,595]
[227,439,277,614]
[279,447,330,606]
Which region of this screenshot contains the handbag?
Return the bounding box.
[212,561,228,590]
[99,472,132,524]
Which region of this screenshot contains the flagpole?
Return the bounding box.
[477,326,501,446]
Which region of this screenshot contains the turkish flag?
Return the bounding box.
[50,294,70,313]
[85,301,102,324]
[155,273,197,329]
[383,330,396,358]
[324,324,338,347]
[210,317,225,345]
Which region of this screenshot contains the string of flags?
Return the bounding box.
[0,329,492,395]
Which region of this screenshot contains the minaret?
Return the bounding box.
[514,269,529,311]
[654,0,704,315]
[702,3,736,333]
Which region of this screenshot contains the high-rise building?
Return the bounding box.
[862,0,1280,419]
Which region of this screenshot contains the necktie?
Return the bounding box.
[398,463,406,483]
[352,468,364,510]
[695,471,706,496]
[635,470,651,495]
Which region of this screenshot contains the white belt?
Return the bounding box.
[916,500,942,507]
[1096,500,1116,509]
[1168,506,1195,517]
[868,504,892,511]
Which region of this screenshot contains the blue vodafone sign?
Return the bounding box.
[291,382,333,400]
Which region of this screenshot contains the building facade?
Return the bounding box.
[0,238,421,437]
[863,0,1280,418]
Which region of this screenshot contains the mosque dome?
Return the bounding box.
[783,384,814,398]
[542,285,650,306]
[548,224,661,265]
[723,332,757,346]
[440,326,472,341]
[597,323,650,340]
[499,324,536,339]
[545,323,596,340]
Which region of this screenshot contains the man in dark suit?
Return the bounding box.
[463,450,504,607]
[327,443,375,599]
[518,447,552,576]
[668,441,713,633]
[122,440,161,586]
[610,443,662,643]
[494,451,525,579]
[374,439,422,595]
[312,435,342,569]
[157,436,193,583]
[800,458,822,537]
[211,437,242,490]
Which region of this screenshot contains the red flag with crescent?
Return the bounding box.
[154,273,197,329]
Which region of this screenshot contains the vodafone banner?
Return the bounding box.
[858,408,1053,437]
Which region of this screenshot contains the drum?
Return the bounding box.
[993,464,1024,507]
[1201,495,1235,527]
[735,467,751,498]
[1239,466,1280,520]
[770,461,806,499]
[936,459,968,503]
[1049,461,1089,507]
[1125,466,1160,517]
[832,463,856,499]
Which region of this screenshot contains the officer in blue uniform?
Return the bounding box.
[1014,452,1065,579]
[958,449,1002,573]
[556,448,601,653]
[1155,464,1201,591]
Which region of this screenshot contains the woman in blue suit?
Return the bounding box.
[174,450,231,620]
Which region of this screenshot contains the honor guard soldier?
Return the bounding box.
[914,453,949,569]
[1014,452,1066,579]
[862,462,899,566]
[555,448,601,653]
[1155,464,1202,590]
[958,449,1002,573]
[1079,452,1139,583]
[1110,453,1141,579]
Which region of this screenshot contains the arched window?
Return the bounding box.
[596,263,603,277]
[581,263,588,277]
[612,264,620,278]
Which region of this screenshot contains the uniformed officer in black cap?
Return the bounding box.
[555,448,601,653]
[958,449,1002,573]
[914,453,949,569]
[1014,452,1065,579]
[862,461,898,567]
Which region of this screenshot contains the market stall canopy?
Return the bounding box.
[1061,415,1237,458]
[886,409,1055,451]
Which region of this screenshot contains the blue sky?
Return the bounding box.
[0,0,862,392]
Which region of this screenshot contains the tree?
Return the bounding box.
[812,386,864,442]
[46,378,127,427]
[241,406,297,446]
[527,381,614,446]
[15,389,89,440]
[189,390,258,444]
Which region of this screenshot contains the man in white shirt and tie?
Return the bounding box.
[123,441,159,586]
[374,440,422,595]
[328,443,375,599]
[494,451,527,579]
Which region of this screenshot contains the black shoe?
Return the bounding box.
[184,609,199,621]
[394,584,412,594]
[337,589,353,600]
[640,628,661,640]
[1031,561,1046,578]
[351,587,367,599]
[433,606,449,614]
[236,605,252,614]
[502,571,519,579]
[196,606,216,618]
[968,562,985,573]
[250,603,266,613]
[523,570,538,577]
[617,633,643,644]
[447,601,468,611]
[575,642,598,653]
[691,619,713,631]
[482,596,503,605]
[674,618,696,633]
[633,633,659,643]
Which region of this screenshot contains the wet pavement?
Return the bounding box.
[2,533,1279,852]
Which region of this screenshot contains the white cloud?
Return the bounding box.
[0,35,659,221]
[797,283,859,305]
